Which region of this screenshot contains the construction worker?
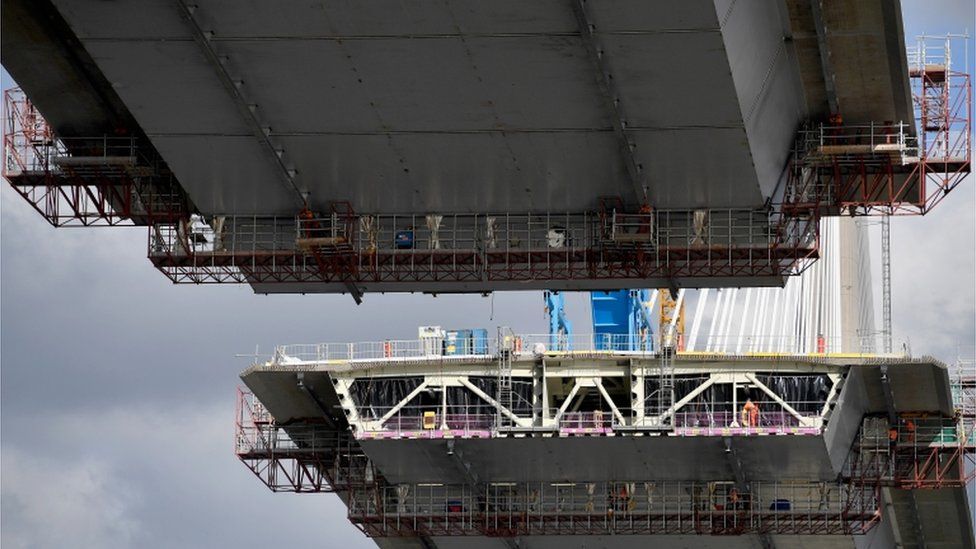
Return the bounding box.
[905,419,916,444]
[741,399,760,428]
[728,487,740,511]
[637,203,653,239]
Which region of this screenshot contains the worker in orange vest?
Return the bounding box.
[905,419,916,444]
[741,399,760,428]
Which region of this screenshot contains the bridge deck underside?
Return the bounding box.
[15,0,819,215]
[359,435,835,484]
[425,535,858,549]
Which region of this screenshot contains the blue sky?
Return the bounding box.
[1,2,974,548]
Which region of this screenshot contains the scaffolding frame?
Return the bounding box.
[784,36,971,216]
[148,207,819,285]
[236,386,976,538]
[845,416,975,490]
[235,388,375,493]
[2,88,190,226]
[346,479,880,537]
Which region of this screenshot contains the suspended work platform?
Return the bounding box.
[2,23,970,296]
[235,336,974,546]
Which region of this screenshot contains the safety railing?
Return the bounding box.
[3,88,190,226]
[793,123,918,166]
[849,416,974,488]
[350,400,827,436]
[692,333,905,355]
[152,209,814,256]
[377,409,498,434]
[270,330,908,366]
[906,34,967,75]
[348,479,879,536]
[558,411,615,431]
[149,205,820,285]
[235,388,374,493]
[236,388,341,455]
[274,333,667,364]
[670,400,826,430]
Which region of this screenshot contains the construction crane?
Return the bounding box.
[545,289,682,352]
[658,289,687,350]
[543,291,573,351]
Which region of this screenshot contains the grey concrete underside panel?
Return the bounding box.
[430,535,856,549]
[718,0,806,202]
[786,0,914,126]
[886,488,975,549]
[358,435,834,484]
[36,0,827,216]
[0,0,139,136]
[856,362,955,417]
[241,370,340,424]
[249,275,788,295]
[824,366,868,474]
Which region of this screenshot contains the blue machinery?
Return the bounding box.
[544,290,656,352]
[543,291,574,350]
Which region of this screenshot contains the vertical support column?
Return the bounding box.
[630,358,645,426]
[533,358,545,426]
[881,216,892,354]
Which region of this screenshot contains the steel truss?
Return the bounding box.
[2,88,189,226]
[237,388,976,538]
[327,366,836,436]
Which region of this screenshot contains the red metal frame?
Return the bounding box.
[236,387,976,538]
[232,389,976,538]
[235,388,375,493]
[150,247,818,286]
[845,416,975,490]
[783,60,971,216]
[3,88,188,226]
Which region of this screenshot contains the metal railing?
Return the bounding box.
[794,123,918,166]
[378,410,497,433]
[149,206,820,285]
[906,34,967,75]
[349,400,827,435]
[348,479,879,536]
[152,209,815,256]
[3,88,190,226]
[271,331,904,366]
[671,404,823,430]
[692,333,907,355]
[558,411,615,431]
[849,416,975,488]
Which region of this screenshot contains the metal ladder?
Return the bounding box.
[658,326,676,423]
[497,327,515,429]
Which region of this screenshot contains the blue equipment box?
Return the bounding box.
[395,230,414,249]
[443,328,489,355]
[769,499,791,511]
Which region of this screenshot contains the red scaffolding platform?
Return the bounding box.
[149,207,820,287]
[783,37,971,216]
[234,389,976,538]
[2,88,189,226]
